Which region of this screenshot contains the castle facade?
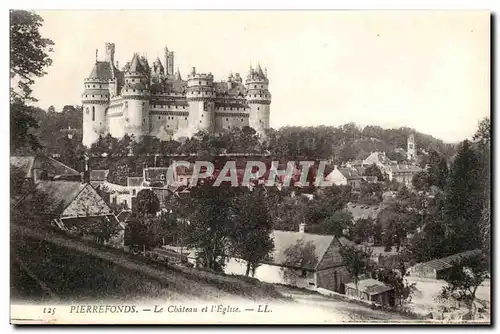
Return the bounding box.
[82,43,271,147]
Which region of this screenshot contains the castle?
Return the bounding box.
[82,43,271,147]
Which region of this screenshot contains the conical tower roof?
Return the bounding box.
[128,53,147,74]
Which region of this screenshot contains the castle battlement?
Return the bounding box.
[81,43,271,147]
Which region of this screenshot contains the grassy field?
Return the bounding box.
[10,223,285,304]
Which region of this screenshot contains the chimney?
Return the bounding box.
[81,155,90,184]
[299,222,307,233]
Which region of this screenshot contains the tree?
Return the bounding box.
[412,171,429,191]
[373,267,416,307]
[364,163,385,182]
[339,244,373,290]
[444,140,484,252]
[350,217,375,244]
[187,178,236,271]
[319,210,353,237]
[281,239,318,284]
[426,150,448,189]
[440,253,489,318]
[10,10,54,102]
[135,189,160,217]
[229,186,274,276]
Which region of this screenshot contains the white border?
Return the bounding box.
[2,1,497,332]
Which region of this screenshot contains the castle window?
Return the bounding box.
[199,81,201,85]
[257,107,260,110]
[100,85,102,88]
[93,85,95,88]
[241,118,243,122]
[226,118,229,121]
[200,120,202,123]
[261,85,263,88]
[86,108,89,115]
[92,106,95,121]
[203,102,208,111]
[254,85,257,88]
[185,117,187,120]
[201,114,204,117]
[92,95,95,98]
[158,116,160,120]
[133,89,136,92]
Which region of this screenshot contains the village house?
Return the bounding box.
[408,249,482,280]
[390,164,423,188]
[344,278,395,307]
[14,179,125,248]
[225,224,352,293]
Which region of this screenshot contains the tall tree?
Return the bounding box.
[339,244,373,290]
[135,189,160,217]
[10,10,54,153]
[281,239,318,284]
[440,253,489,318]
[10,10,54,102]
[187,178,236,271]
[444,140,484,252]
[229,186,274,276]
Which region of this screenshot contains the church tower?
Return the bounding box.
[407,134,416,161]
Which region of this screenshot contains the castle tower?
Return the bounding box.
[246,63,271,134]
[105,42,115,63]
[407,134,416,161]
[121,53,151,139]
[82,59,110,147]
[164,46,175,76]
[186,67,215,135]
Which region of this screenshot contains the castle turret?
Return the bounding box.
[121,53,151,139]
[186,67,215,135]
[82,58,111,147]
[246,63,271,133]
[164,46,175,76]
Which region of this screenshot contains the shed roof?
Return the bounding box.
[415,249,482,272]
[345,278,393,295]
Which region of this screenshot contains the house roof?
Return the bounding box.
[345,202,386,220]
[345,278,393,295]
[144,167,169,181]
[268,230,335,270]
[338,168,362,180]
[90,170,109,182]
[127,176,144,187]
[414,249,481,272]
[11,155,80,179]
[363,152,391,165]
[16,181,87,215]
[390,164,423,173]
[62,214,124,230]
[116,210,132,223]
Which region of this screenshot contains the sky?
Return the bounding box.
[30,10,490,143]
